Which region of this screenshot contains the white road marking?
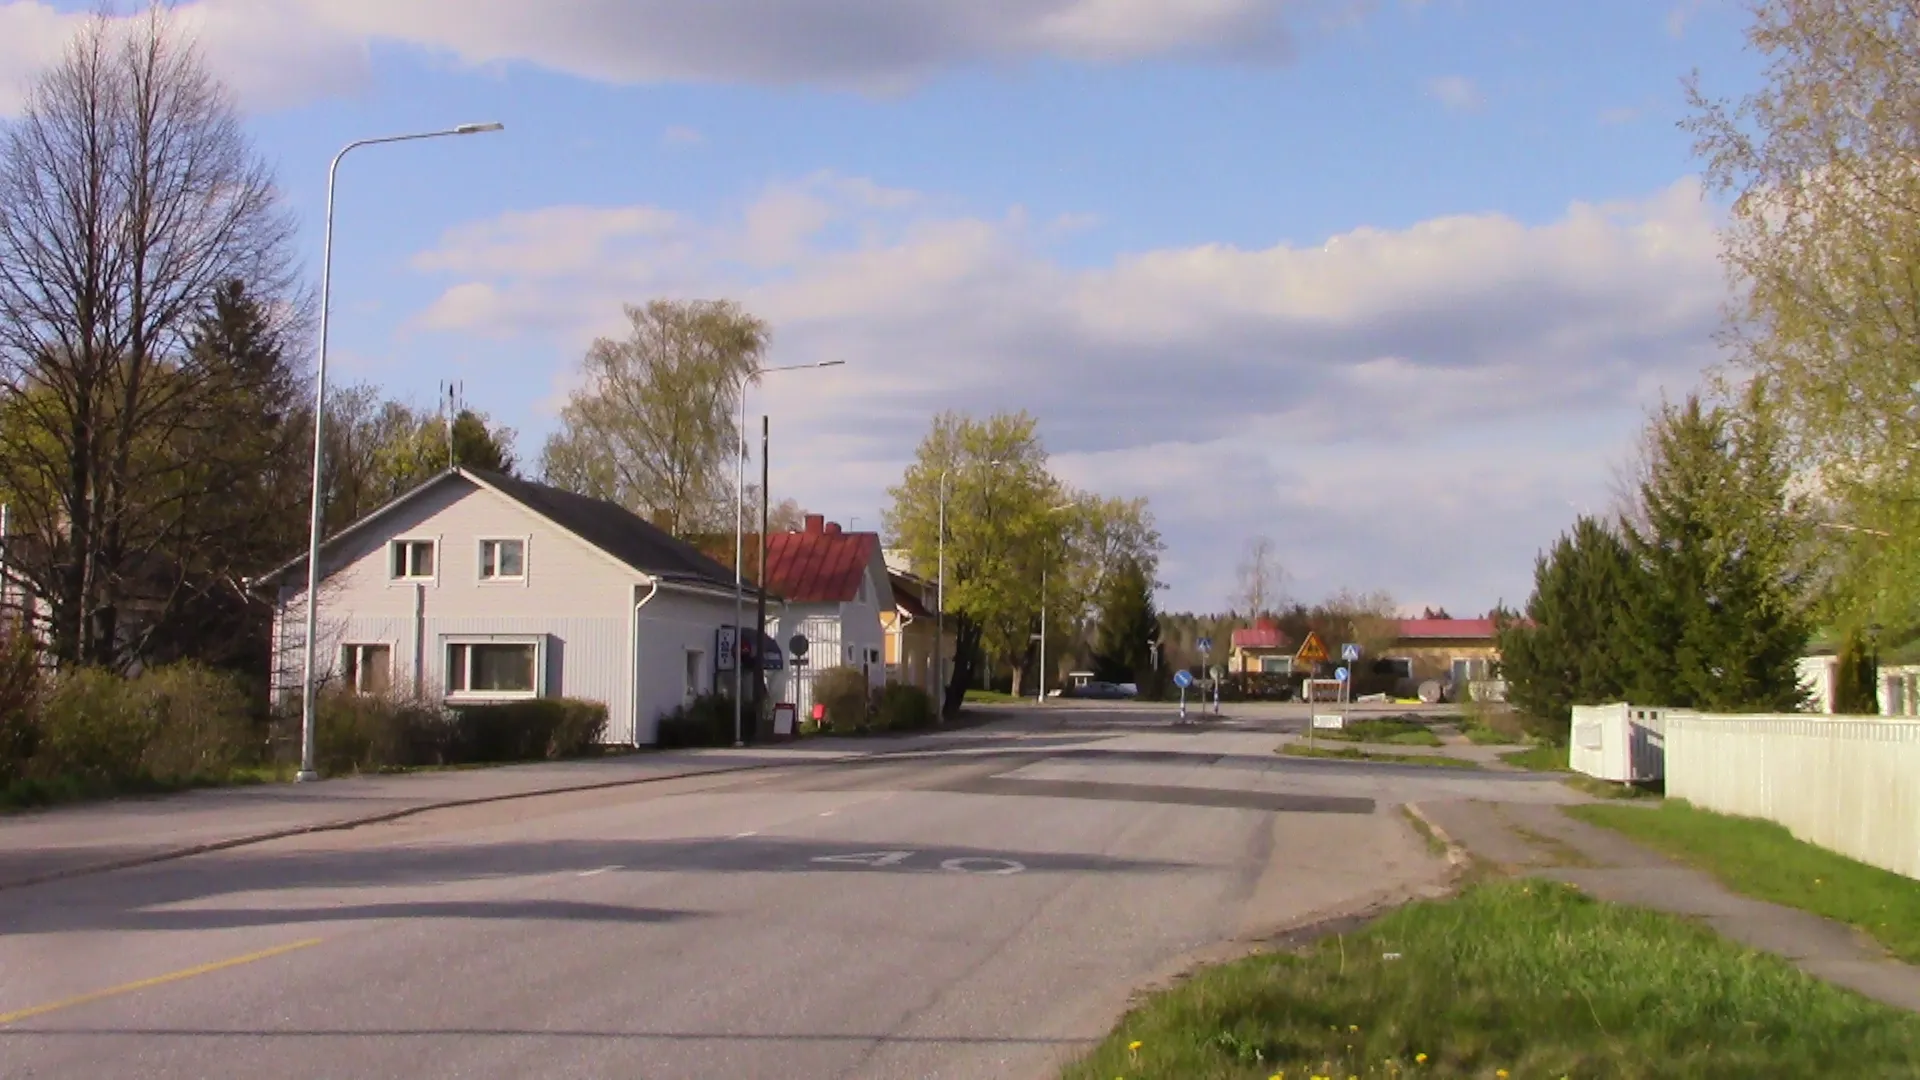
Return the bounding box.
[732,831,759,839]
[940,857,1026,876]
[812,851,914,868]
[818,810,837,817]
[577,866,620,878]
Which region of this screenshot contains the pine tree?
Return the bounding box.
[1832,626,1880,715]
[1499,515,1647,732]
[1627,394,1810,712]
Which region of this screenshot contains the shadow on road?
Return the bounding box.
[0,1026,1088,1047]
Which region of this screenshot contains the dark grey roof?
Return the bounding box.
[466,469,742,589]
[250,468,748,594]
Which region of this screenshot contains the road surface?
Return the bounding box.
[0,712,1571,1079]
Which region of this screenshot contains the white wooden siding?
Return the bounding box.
[632,586,738,745]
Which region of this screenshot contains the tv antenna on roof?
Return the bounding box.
[440,380,464,469]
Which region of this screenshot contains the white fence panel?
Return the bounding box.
[1665,713,1920,881]
[1569,703,1668,783]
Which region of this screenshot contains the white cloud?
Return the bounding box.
[0,0,1312,115]
[1427,74,1484,112]
[405,172,1728,612]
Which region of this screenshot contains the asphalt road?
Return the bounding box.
[0,717,1524,1080]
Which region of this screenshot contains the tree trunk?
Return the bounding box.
[942,617,982,720]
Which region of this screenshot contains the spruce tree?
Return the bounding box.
[1627,394,1810,712]
[1499,515,1646,732]
[1093,556,1159,687]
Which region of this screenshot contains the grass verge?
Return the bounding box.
[1399,806,1449,858]
[0,765,290,813]
[1462,723,1521,745]
[1282,744,1480,770]
[1062,878,1920,1079]
[1564,774,1661,800]
[1308,716,1444,747]
[962,689,1025,704]
[1499,744,1569,772]
[1568,800,1920,965]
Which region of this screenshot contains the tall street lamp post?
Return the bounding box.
[1036,500,1078,705]
[731,360,844,747]
[297,122,504,784]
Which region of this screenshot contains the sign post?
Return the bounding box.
[1341,642,1362,716]
[1173,669,1193,724]
[1197,637,1214,716]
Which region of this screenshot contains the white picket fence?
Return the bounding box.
[1569,703,1920,881]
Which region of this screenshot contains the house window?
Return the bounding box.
[391,539,436,581]
[684,650,704,703]
[341,643,392,695]
[479,538,526,581]
[1377,657,1414,680]
[1451,657,1491,684]
[446,639,541,699]
[1260,656,1291,675]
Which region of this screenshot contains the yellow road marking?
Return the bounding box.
[0,938,323,1027]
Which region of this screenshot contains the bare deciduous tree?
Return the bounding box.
[0,8,298,668]
[1233,535,1286,617]
[540,299,769,537]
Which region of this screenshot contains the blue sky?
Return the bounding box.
[2,0,1764,614]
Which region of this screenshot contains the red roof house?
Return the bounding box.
[760,515,892,716]
[1229,618,1294,673]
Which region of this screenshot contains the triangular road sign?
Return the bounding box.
[1294,631,1329,666]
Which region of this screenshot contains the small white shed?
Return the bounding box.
[1569,703,1670,783]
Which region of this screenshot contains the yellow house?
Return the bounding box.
[1229,619,1293,674]
[881,567,950,697]
[1378,617,1502,693]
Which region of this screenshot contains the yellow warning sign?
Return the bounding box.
[1294,631,1329,666]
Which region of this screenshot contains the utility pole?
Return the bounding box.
[752,414,771,745]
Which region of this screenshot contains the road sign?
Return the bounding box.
[1197,636,1212,654]
[789,633,810,659]
[1341,642,1362,663]
[716,626,738,672]
[1173,669,1194,689]
[1295,631,1329,666]
[1335,666,1350,683]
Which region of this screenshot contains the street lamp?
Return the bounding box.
[297,122,504,784]
[1036,499,1078,705]
[732,360,844,748]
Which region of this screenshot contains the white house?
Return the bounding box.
[247,468,752,745]
[763,515,889,720]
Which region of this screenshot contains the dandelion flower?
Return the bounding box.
[1497,1071,1510,1079]
[1128,1041,1142,1052]
[1415,1053,1427,1063]
[1349,1024,1360,1032]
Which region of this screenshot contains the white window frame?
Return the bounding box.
[684,648,706,703]
[1380,657,1415,680]
[443,635,545,702]
[340,642,394,695]
[390,537,439,583]
[477,535,529,584]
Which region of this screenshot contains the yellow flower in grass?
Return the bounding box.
[1127,1040,1142,1052]
[1349,1024,1360,1032]
[1497,1071,1510,1079]
[1415,1053,1428,1063]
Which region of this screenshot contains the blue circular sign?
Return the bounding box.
[1335,666,1350,682]
[1173,670,1194,689]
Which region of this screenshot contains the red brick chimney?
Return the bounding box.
[824,521,843,535]
[803,514,825,534]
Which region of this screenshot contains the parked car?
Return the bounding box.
[1065,680,1134,699]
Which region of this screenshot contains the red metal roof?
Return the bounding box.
[1230,625,1289,650]
[1396,618,1498,640]
[762,516,879,603]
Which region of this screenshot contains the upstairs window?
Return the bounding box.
[479,538,526,581]
[391,539,436,581]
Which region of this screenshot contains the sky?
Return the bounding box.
[0,0,1767,616]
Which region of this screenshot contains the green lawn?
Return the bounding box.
[1308,716,1444,747]
[1062,878,1920,1079]
[1281,744,1479,770]
[962,689,1024,704]
[1462,722,1521,745]
[1570,800,1920,965]
[1499,744,1570,772]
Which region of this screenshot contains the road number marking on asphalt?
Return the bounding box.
[939,857,1026,876]
[811,851,914,868]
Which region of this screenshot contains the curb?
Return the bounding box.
[0,754,864,894]
[1402,801,1472,869]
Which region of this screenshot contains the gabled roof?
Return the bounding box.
[1231,621,1289,650]
[249,468,740,594]
[763,515,881,604]
[892,580,933,619]
[1396,617,1498,641]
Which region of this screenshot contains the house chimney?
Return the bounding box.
[824,521,843,535]
[803,514,825,534]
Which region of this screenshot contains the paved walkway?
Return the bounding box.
[1415,798,1920,1012]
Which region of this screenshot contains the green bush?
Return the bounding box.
[813,666,871,732]
[451,698,608,762]
[874,682,933,732]
[656,691,736,748]
[302,690,455,775]
[0,617,42,783]
[33,662,258,786]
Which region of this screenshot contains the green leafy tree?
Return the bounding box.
[1499,516,1647,733]
[317,386,515,535]
[540,299,769,537]
[1625,394,1811,712]
[1831,625,1881,715]
[1686,0,1920,634]
[1093,556,1160,687]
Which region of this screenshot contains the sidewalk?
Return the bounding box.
[0,743,873,892]
[1414,798,1920,1012]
